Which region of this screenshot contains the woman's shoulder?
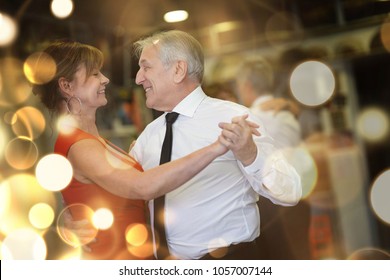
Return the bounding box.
[54,127,97,157]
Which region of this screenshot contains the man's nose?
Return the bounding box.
[135,70,143,85]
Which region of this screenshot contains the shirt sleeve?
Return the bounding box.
[237,131,302,206]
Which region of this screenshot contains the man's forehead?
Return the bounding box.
[138,45,158,62]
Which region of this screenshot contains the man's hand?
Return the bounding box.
[218,114,260,166]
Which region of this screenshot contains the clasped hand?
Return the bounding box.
[219,114,260,166]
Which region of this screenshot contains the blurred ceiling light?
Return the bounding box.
[212,21,241,33]
[0,13,18,46]
[51,0,74,19]
[164,10,188,23]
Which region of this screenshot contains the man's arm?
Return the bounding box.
[219,114,302,206]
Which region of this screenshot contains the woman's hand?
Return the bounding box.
[60,209,97,252]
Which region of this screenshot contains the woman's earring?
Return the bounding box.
[66,96,82,115]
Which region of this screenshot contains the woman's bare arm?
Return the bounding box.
[67,138,227,200]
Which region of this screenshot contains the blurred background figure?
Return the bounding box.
[231,56,311,259]
[235,57,301,148]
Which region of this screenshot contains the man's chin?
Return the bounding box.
[145,99,154,109]
[145,103,153,109]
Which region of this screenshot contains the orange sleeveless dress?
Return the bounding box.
[55,128,152,260]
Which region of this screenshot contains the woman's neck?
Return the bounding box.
[58,100,100,137]
[74,114,99,137]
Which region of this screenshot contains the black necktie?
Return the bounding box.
[154,112,179,259]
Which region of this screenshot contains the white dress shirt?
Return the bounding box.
[130,86,301,259]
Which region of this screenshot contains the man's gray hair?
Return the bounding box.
[133,30,204,83]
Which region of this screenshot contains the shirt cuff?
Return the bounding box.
[240,146,266,175]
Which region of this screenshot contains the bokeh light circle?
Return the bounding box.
[126,223,153,259]
[290,61,335,107]
[51,0,74,19]
[348,247,390,260]
[0,13,18,46]
[5,136,38,170]
[0,123,8,159]
[35,154,73,191]
[356,107,389,143]
[0,173,57,235]
[92,208,114,230]
[56,204,98,247]
[57,114,78,135]
[125,223,148,247]
[3,111,17,125]
[29,203,55,229]
[370,169,390,224]
[1,228,47,259]
[11,106,46,140]
[24,52,57,85]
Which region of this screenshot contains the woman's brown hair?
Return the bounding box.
[32,40,104,116]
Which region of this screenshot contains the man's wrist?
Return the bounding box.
[238,145,257,166]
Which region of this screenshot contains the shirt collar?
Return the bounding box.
[172,86,206,118]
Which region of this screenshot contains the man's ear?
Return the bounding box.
[58,77,72,96]
[173,60,188,83]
